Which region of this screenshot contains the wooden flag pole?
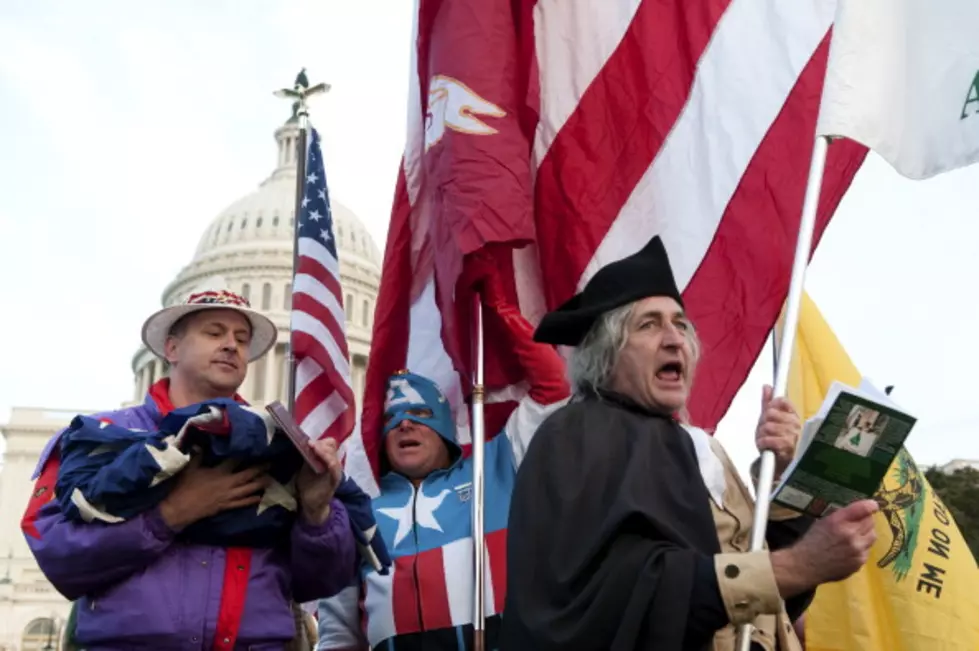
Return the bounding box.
[736,135,831,651]
[470,295,487,651]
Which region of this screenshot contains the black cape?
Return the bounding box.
[499,392,726,651]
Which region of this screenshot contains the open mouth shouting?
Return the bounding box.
[654,360,685,387]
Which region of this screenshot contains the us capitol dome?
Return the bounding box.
[0,108,381,649]
[130,111,380,408]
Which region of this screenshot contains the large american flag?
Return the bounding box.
[289,127,356,443]
[340,0,870,490]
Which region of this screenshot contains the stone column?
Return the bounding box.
[241,360,254,401]
[281,350,291,404]
[135,366,146,399]
[353,356,365,408]
[264,346,278,405]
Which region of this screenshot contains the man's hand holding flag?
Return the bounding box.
[777,293,979,651]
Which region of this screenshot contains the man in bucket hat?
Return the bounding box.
[499,236,880,651]
[22,278,358,650]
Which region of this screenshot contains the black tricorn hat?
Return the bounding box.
[533,235,684,346]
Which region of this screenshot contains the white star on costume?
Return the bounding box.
[309,209,322,221]
[378,487,451,547]
[257,477,298,515]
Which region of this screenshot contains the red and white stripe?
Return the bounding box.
[343,0,868,490]
[291,223,356,443]
[361,529,508,644]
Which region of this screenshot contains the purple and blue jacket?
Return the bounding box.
[22,380,357,650]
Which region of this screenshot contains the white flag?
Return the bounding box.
[816,0,979,179]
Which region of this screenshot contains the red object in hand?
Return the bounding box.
[466,252,570,405]
[492,299,570,405]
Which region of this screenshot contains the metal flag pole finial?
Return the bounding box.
[274,67,331,124]
[274,68,330,412]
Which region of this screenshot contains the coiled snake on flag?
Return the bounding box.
[873,451,925,570]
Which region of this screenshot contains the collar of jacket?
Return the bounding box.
[578,387,680,422]
[143,378,248,420]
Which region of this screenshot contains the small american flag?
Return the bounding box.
[289,127,355,443]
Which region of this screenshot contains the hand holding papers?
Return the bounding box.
[772,379,916,518]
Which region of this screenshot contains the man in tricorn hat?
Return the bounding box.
[499,236,880,651]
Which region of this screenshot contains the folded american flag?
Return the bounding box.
[55,400,390,568]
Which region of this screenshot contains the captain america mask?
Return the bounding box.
[382,371,459,457]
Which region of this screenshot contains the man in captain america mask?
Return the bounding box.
[381,370,461,482]
[317,266,571,651]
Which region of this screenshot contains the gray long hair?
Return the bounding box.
[568,300,702,402]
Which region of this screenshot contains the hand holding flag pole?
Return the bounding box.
[267,68,395,586]
[736,136,831,651]
[744,0,979,642]
[270,70,357,448]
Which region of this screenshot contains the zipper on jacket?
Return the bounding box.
[410,483,426,638]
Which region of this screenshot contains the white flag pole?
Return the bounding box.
[736,135,831,651]
[470,295,487,651]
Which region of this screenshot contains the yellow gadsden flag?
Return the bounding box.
[776,293,979,651]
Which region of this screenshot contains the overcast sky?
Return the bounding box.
[2,1,977,480]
